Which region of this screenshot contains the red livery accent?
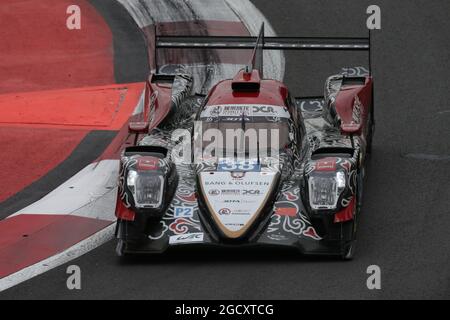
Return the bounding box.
[115,197,135,221]
[315,158,337,171]
[334,197,356,223]
[284,191,299,201]
[177,192,197,203]
[146,74,173,129]
[335,77,373,135]
[302,226,322,240]
[275,207,298,217]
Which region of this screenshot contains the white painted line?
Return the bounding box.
[0,223,115,292]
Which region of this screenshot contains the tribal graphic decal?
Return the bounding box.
[265,185,322,241]
[169,218,202,235]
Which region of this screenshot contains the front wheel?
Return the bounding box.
[341,172,363,260]
[366,112,375,155]
[116,239,126,257]
[341,240,356,260]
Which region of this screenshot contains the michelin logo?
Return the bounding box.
[169,233,204,244]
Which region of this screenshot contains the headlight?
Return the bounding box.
[127,170,164,209]
[308,171,346,210]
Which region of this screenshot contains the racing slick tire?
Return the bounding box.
[341,168,364,260]
[366,109,375,155]
[116,239,126,257]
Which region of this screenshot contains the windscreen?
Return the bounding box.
[198,104,292,157]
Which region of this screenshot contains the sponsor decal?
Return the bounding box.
[232,181,270,186]
[221,189,241,196]
[205,181,226,186]
[222,199,257,205]
[208,189,221,196]
[218,208,232,216]
[200,171,276,235]
[177,192,197,203]
[223,199,240,203]
[230,211,251,216]
[315,158,337,171]
[217,159,261,172]
[242,189,261,195]
[169,233,204,244]
[201,104,290,119]
[174,206,194,218]
[225,223,244,227]
[136,157,159,171]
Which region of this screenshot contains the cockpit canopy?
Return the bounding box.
[196,104,292,158]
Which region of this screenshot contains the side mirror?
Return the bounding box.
[128,91,159,145]
[129,122,149,146]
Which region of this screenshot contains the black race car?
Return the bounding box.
[114,24,374,259]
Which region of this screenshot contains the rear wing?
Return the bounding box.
[154,23,372,76]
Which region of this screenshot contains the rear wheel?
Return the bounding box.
[366,111,375,154]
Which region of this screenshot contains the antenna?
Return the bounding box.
[247,23,265,76]
[368,29,372,76]
[153,24,158,72]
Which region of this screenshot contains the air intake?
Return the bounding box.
[231,69,261,92]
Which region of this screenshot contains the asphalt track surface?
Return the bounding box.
[2,0,450,299]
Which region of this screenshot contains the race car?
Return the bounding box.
[114,24,374,259]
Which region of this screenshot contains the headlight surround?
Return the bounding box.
[127,170,165,209]
[308,171,346,210]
